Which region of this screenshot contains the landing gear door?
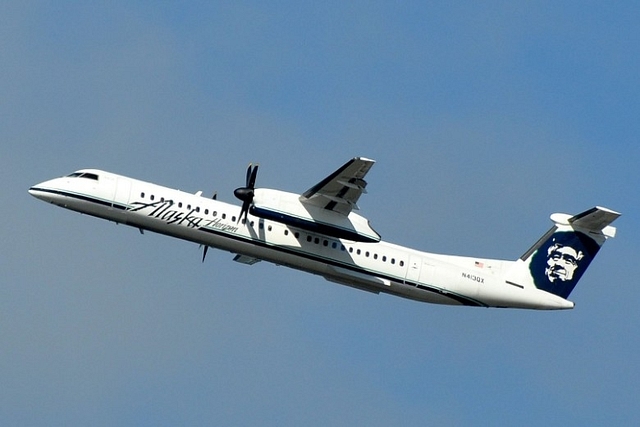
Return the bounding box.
[405,254,422,284]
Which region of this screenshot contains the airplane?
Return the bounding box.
[28,157,620,310]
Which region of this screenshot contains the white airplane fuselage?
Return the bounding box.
[29,169,609,310]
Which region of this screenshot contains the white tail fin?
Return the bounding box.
[507,207,620,299]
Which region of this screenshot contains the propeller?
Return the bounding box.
[234,163,259,224]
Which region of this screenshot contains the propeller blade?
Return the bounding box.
[245,163,253,187]
[235,162,259,224]
[247,164,259,189]
[238,198,251,223]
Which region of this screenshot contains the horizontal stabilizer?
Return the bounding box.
[569,206,620,237]
[550,206,620,237]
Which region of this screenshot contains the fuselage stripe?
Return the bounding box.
[30,187,128,210]
[35,186,486,307]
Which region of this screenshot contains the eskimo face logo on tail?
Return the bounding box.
[545,243,583,282]
[529,231,601,299]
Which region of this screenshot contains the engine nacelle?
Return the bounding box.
[250,189,380,243]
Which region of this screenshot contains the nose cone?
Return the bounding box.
[28,179,59,203]
[29,183,46,199]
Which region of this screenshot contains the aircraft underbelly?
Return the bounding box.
[54,198,483,307]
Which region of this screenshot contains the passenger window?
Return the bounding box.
[400,260,404,267]
[314,237,319,244]
[391,258,396,265]
[141,192,145,198]
[357,249,361,255]
[222,213,226,219]
[382,256,387,262]
[150,195,155,201]
[307,236,312,242]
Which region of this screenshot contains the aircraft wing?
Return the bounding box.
[299,157,375,216]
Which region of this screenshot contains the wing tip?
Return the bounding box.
[355,156,376,163]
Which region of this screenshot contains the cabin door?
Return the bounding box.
[113,178,131,209]
[405,254,422,284]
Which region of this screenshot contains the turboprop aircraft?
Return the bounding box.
[29,157,620,310]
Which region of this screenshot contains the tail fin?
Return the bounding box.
[509,206,620,299]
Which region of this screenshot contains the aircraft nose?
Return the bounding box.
[28,179,58,202]
[28,183,48,201]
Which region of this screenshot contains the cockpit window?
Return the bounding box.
[67,172,99,181]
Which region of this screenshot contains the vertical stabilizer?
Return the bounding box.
[507,207,620,299]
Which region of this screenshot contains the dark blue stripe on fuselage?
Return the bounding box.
[35,187,485,307]
[197,225,485,307]
[29,187,128,210]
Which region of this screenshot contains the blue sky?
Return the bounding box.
[3,1,640,425]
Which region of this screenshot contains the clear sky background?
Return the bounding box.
[3,1,640,425]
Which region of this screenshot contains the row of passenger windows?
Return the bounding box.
[141,192,230,218]
[139,191,404,267]
[299,233,404,266]
[140,192,280,227]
